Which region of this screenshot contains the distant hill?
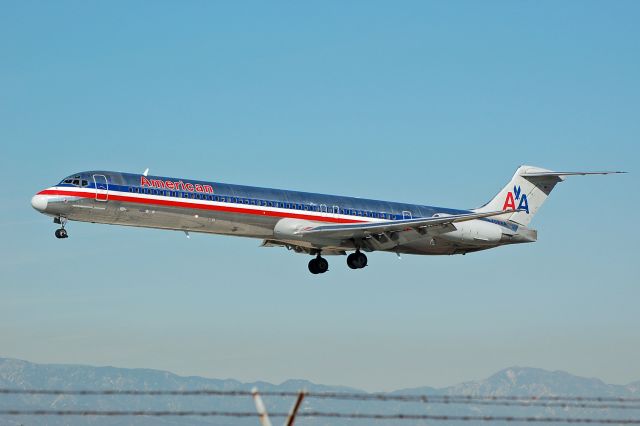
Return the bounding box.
[0,357,638,426]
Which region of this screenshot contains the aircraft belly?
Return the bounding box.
[393,238,496,255]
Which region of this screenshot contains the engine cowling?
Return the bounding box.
[438,220,502,245]
[273,218,323,240]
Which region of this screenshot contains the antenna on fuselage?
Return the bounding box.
[143,168,149,176]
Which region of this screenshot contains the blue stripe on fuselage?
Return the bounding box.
[58,171,516,230]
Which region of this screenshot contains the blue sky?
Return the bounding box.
[1,1,638,391]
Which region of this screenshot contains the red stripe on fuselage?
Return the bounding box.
[38,189,367,224]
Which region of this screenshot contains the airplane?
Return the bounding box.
[31,165,623,274]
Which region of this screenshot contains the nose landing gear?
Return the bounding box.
[54,228,68,239]
[54,217,68,239]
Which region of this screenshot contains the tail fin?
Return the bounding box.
[475,165,625,226]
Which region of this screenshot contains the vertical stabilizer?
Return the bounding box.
[475,165,563,226]
[475,165,624,226]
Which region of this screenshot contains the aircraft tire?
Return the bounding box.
[316,257,328,273]
[308,258,319,274]
[347,252,367,269]
[309,257,329,274]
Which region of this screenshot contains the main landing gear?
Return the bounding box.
[347,250,367,269]
[308,251,369,274]
[54,217,68,239]
[308,255,329,274]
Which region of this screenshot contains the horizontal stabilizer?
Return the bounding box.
[520,171,626,178]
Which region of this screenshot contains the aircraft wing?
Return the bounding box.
[300,209,517,241]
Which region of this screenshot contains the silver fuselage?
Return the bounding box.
[32,171,537,256]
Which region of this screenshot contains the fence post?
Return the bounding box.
[252,387,273,426]
[285,390,306,426]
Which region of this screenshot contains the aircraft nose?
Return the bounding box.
[31,194,48,212]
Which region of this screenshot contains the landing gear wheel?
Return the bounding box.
[308,256,329,274]
[316,257,328,273]
[308,258,319,274]
[347,251,367,269]
[54,228,68,239]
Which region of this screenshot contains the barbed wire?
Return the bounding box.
[2,388,639,410]
[1,409,640,423]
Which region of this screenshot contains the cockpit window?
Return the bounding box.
[60,174,89,187]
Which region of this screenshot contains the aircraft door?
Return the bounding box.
[93,174,109,202]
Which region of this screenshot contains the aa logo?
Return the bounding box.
[502,185,529,214]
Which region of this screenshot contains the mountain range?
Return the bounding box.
[0,357,638,426]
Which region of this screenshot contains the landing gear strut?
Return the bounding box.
[347,250,367,269]
[308,254,329,274]
[54,217,68,239]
